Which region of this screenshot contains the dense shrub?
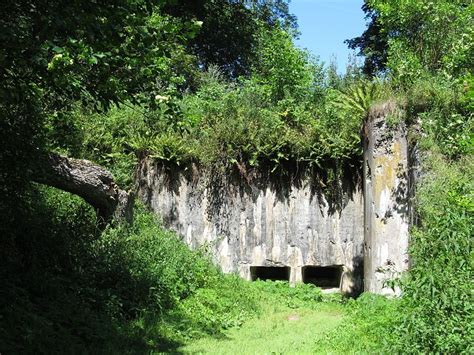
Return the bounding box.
[3,2,472,353]
[389,153,473,353]
[404,74,473,158]
[251,27,318,102]
[378,0,473,83]
[0,187,259,353]
[250,280,324,309]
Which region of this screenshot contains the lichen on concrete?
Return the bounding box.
[363,103,410,295]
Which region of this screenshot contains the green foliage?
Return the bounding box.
[250,281,324,309]
[161,276,259,341]
[333,79,385,117]
[346,3,389,76]
[151,280,328,347]
[137,71,362,173]
[78,52,365,177]
[1,0,193,110]
[73,105,148,188]
[3,1,472,353]
[344,4,473,354]
[251,27,317,102]
[319,293,398,353]
[0,0,196,222]
[389,153,473,354]
[1,185,341,353]
[404,74,473,159]
[0,187,261,353]
[97,210,221,313]
[182,290,343,355]
[366,0,473,83]
[185,76,361,170]
[0,188,106,353]
[163,0,297,79]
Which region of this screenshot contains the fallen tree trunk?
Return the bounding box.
[33,153,133,224]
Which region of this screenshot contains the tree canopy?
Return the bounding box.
[347,0,473,79]
[0,1,190,204]
[163,0,297,78]
[0,0,297,215]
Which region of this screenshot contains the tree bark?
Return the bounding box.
[33,153,133,224]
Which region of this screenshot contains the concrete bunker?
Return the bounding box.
[138,103,412,296]
[250,266,290,282]
[302,265,343,288]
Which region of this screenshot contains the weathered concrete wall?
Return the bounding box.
[363,102,410,295]
[137,164,365,295]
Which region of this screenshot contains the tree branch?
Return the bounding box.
[33,153,133,224]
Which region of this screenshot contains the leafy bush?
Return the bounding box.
[340,3,474,352]
[95,209,220,314]
[251,27,318,102]
[389,153,473,354]
[333,79,385,117]
[75,105,149,188]
[143,67,365,173]
[0,187,260,353]
[161,275,259,341]
[319,293,398,353]
[373,0,474,83]
[404,74,473,158]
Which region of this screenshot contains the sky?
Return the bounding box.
[289,0,366,71]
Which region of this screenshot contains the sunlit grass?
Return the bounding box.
[179,300,344,355]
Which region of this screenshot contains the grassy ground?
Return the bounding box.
[177,282,345,355]
[180,304,343,355]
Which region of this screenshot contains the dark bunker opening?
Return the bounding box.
[250,266,290,282]
[302,265,343,288]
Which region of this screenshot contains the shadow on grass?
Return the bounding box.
[0,280,190,354]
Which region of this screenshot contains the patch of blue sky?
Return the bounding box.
[289,0,366,72]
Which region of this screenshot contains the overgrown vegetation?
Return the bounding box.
[321,1,473,354]
[1,0,472,353]
[182,282,341,355]
[0,188,261,353]
[0,186,334,353]
[391,152,473,353]
[71,33,368,185]
[319,294,399,353]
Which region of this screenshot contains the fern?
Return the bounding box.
[334,80,382,117]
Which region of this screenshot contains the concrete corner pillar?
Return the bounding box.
[363,102,410,295]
